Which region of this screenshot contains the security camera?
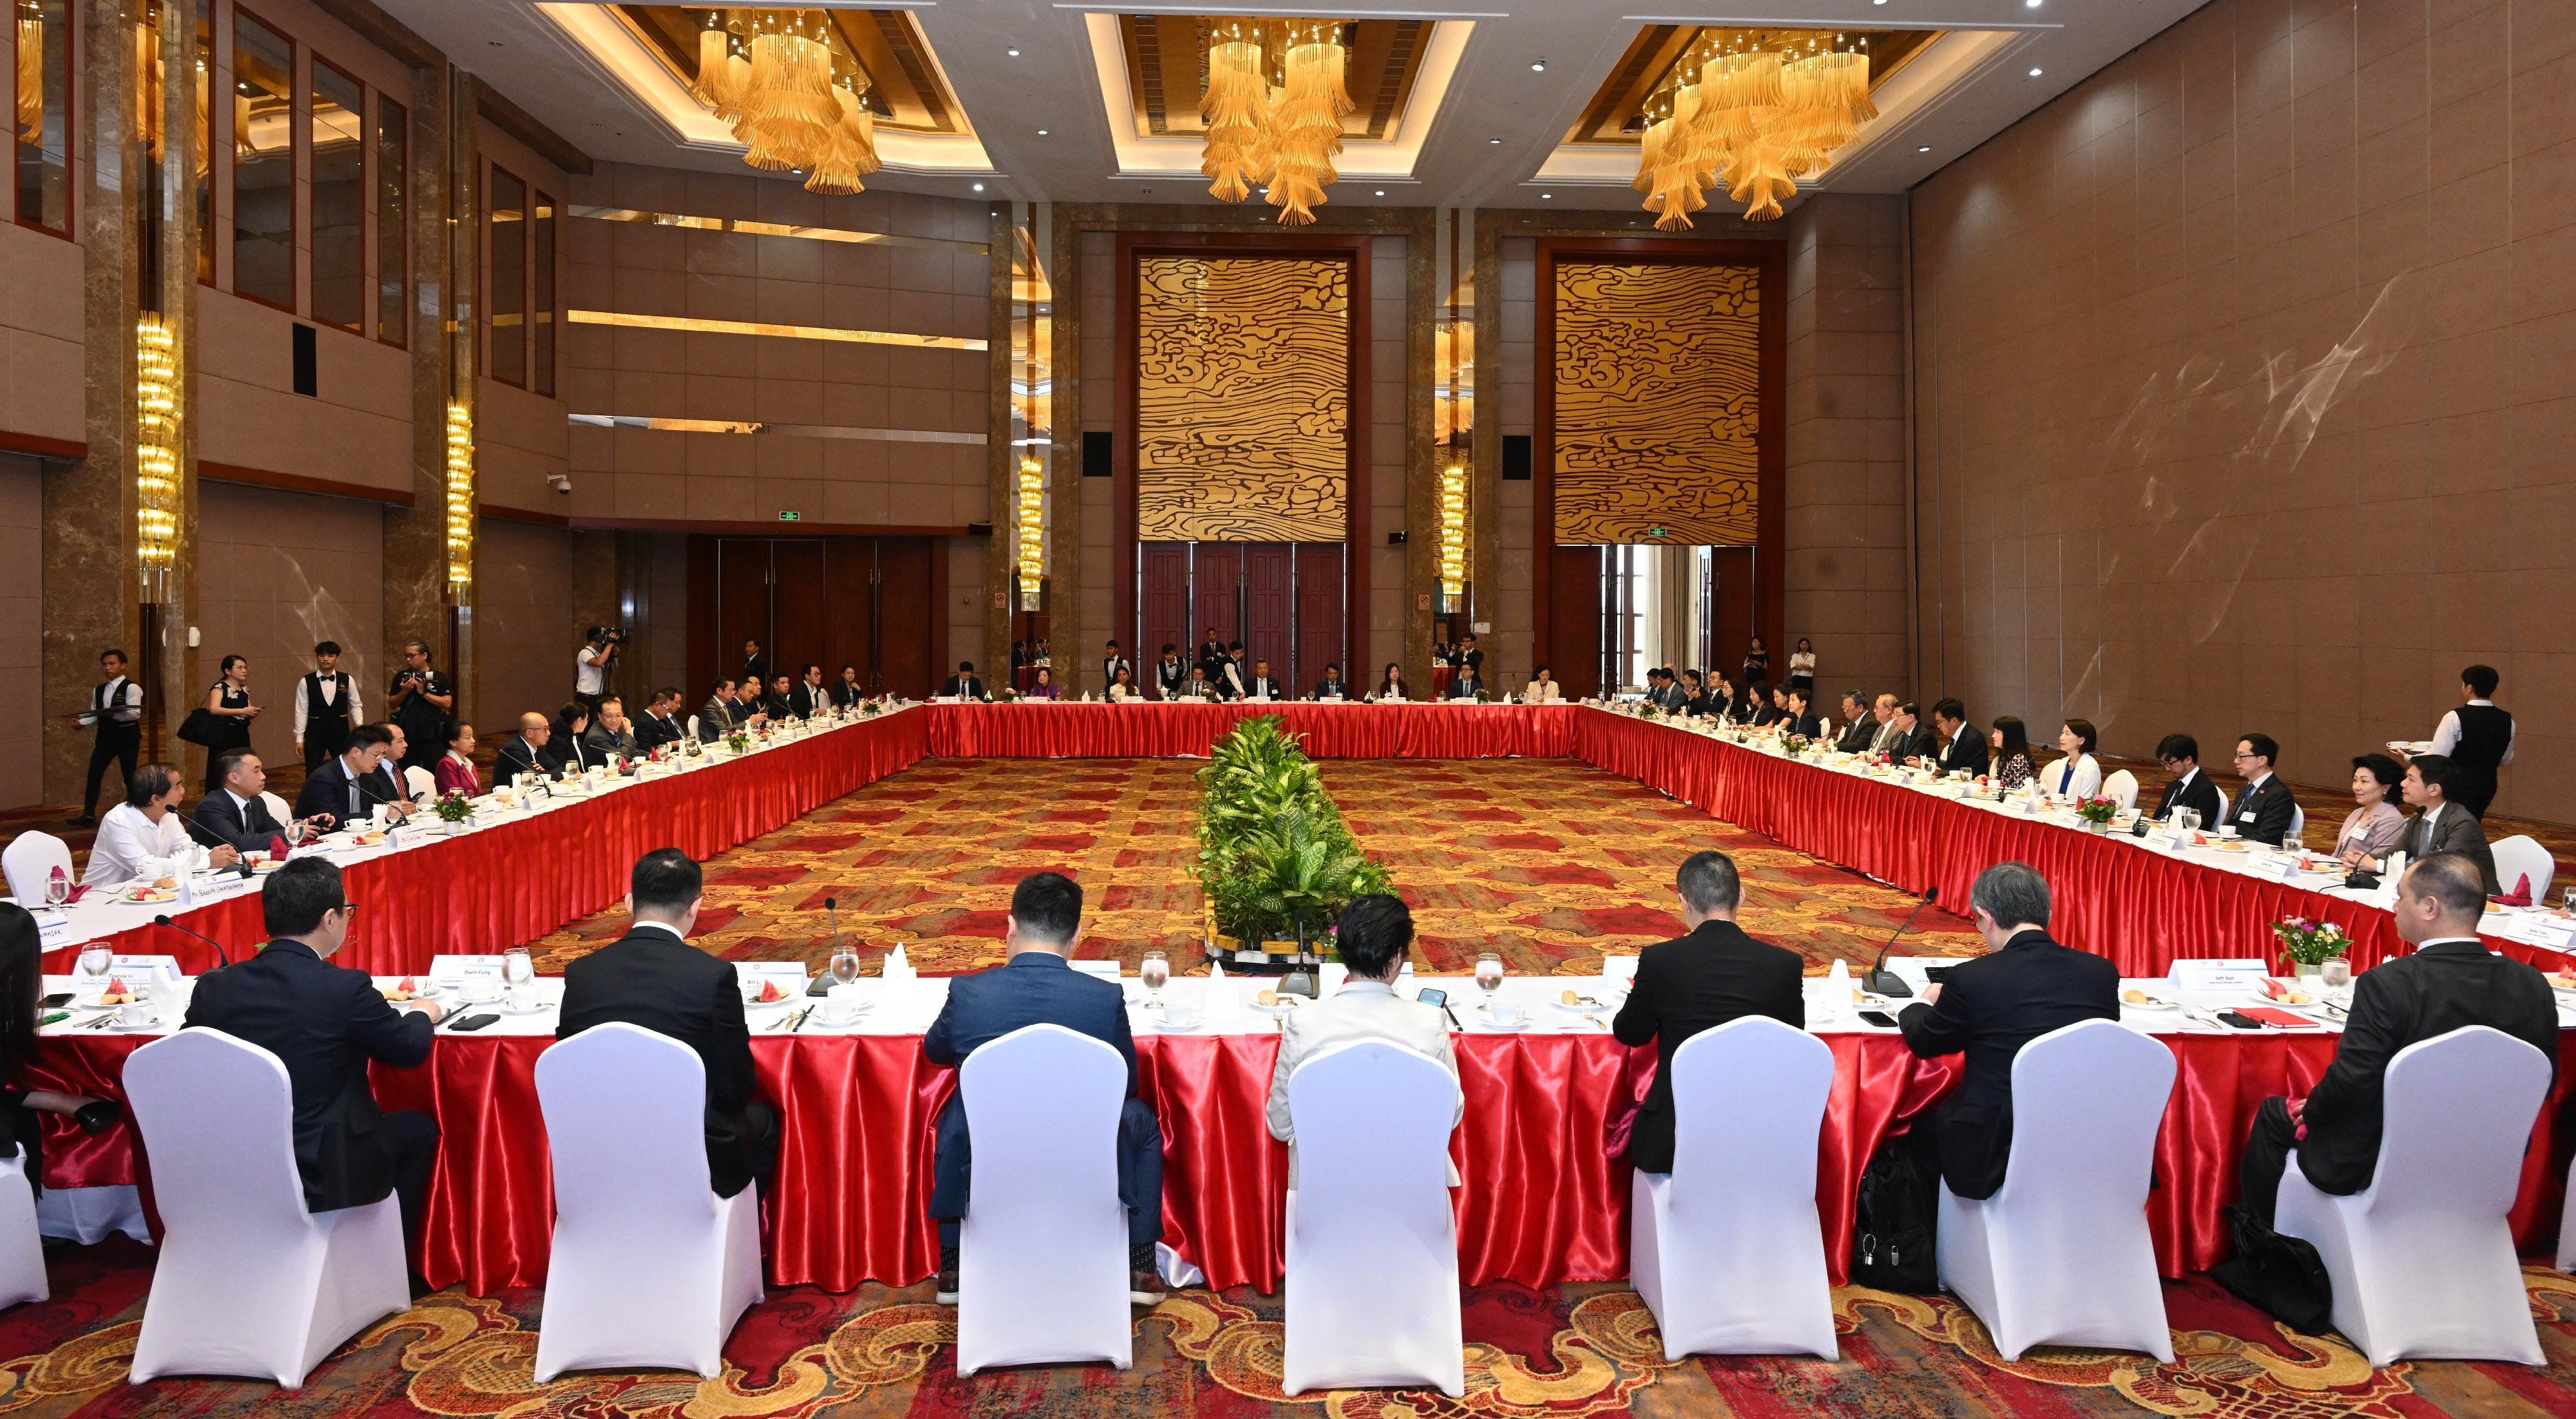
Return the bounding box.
[547,473,572,496]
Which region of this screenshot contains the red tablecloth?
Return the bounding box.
[35,1026,2575,1295]
[1574,712,2549,977]
[86,713,933,977]
[925,702,1578,760]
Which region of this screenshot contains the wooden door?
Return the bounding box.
[1549,545,1605,700]
[1142,543,1189,668]
[1193,543,1243,655]
[1244,543,1293,679]
[1294,541,1344,690]
[716,540,772,686]
[1711,546,1756,686]
[875,537,936,697]
[770,540,826,686]
[822,539,876,690]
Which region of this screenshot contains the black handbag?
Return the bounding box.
[1851,1132,1940,1293]
[2209,1202,2333,1333]
[174,706,220,747]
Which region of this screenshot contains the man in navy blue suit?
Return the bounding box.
[923,871,1166,1307]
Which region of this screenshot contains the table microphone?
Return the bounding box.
[1863,888,1937,999]
[153,913,232,968]
[809,897,842,997]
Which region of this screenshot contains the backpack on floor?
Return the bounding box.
[1851,1132,1940,1293]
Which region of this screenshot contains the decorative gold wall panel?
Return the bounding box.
[1135,256,1348,542]
[1551,261,1759,545]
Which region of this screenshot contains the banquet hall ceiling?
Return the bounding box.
[379,1,2204,212]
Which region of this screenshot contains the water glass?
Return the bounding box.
[829,944,862,990]
[1474,953,1504,1005]
[502,946,535,1010]
[2563,887,2575,917]
[77,944,112,997]
[2319,957,2352,991]
[44,867,68,908]
[1141,950,1170,1010]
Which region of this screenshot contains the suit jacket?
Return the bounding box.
[1897,928,2121,1198]
[1902,724,1942,763]
[1836,716,1878,754]
[2295,939,2556,1194]
[2152,766,2223,827]
[193,789,287,853]
[2233,773,2299,846]
[1610,920,1806,1174]
[1243,674,1283,700]
[1870,718,1908,755]
[581,722,636,758]
[922,953,1139,1222]
[1648,683,1686,711]
[1313,677,1350,699]
[739,653,770,689]
[939,675,986,700]
[1195,644,1229,681]
[293,756,372,827]
[632,711,683,750]
[556,926,770,1198]
[2383,804,2500,894]
[1783,711,1824,738]
[1938,725,1989,776]
[830,681,864,709]
[1446,676,1486,700]
[1265,981,1461,1186]
[790,684,822,719]
[697,697,743,740]
[182,939,435,1212]
[494,735,548,782]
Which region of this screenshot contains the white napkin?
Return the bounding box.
[882,944,915,983]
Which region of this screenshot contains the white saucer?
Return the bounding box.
[1551,997,1613,1014]
[1248,998,1304,1014]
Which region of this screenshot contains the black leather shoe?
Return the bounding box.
[71,1100,120,1135]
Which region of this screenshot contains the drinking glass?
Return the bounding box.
[2319,957,2352,991]
[44,867,68,908]
[77,944,112,998]
[2284,830,2304,855]
[1474,953,1504,1007]
[2176,808,2200,834]
[502,947,535,1010]
[2562,887,2575,917]
[829,944,862,990]
[1141,950,1170,1011]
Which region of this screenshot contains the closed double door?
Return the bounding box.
[701,536,939,700]
[1140,541,1345,693]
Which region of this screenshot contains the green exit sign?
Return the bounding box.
[777,510,801,522]
[1645,525,1668,538]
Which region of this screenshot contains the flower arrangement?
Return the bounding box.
[998,687,1019,702]
[725,731,752,755]
[1779,732,1812,756]
[1474,688,1492,704]
[431,790,474,825]
[859,699,880,717]
[2271,915,2351,970]
[2072,794,2119,827]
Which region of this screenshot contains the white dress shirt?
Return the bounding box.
[292,672,363,744]
[1264,979,1462,1187]
[2049,753,2103,798]
[2430,701,2515,763]
[78,677,144,728]
[82,802,206,887]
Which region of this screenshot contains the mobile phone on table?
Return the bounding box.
[446,1012,500,1032]
[1415,988,1448,1008]
[2215,1010,2266,1030]
[39,993,71,1009]
[1858,1010,1901,1028]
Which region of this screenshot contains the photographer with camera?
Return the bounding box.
[576,626,625,714]
[385,641,454,776]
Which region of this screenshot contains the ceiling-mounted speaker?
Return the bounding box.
[1083,430,1112,478]
[1502,434,1531,482]
[291,324,317,398]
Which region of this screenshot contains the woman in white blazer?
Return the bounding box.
[1264,895,1460,1186]
[2047,719,2104,799]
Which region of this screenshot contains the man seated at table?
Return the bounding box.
[759,673,795,720]
[183,857,442,1283]
[495,712,556,781]
[1642,668,1679,711]
[1447,661,1486,700]
[1922,698,1985,775]
[939,661,987,702]
[294,723,403,829]
[2236,852,2555,1226]
[1781,687,1824,738]
[698,678,760,741]
[194,748,319,854]
[2147,733,2222,825]
[582,697,639,760]
[923,871,1166,1307]
[1835,692,1877,753]
[1896,862,2119,1199]
[1611,850,1804,1174]
[1244,659,1284,702]
[368,724,430,814]
[1266,894,1459,1185]
[1892,700,1937,762]
[1179,666,1218,701]
[1869,694,1908,755]
[2346,753,2499,894]
[556,849,777,1200]
[84,762,240,886]
[792,664,827,719]
[1314,663,1349,700]
[631,689,686,751]
[2229,733,2299,845]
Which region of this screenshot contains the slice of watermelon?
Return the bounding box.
[757,979,786,1003]
[106,976,129,997]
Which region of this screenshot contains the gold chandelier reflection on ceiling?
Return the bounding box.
[688,8,882,195]
[1200,17,1353,225]
[1636,32,1878,225]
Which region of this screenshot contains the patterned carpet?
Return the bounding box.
[518,758,1991,976]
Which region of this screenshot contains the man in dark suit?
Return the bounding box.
[1314,664,1349,699]
[2353,754,2499,894]
[630,690,684,751]
[294,723,400,829]
[194,749,319,852]
[1893,700,1938,762]
[697,679,753,742]
[556,849,779,1199]
[1195,629,1229,685]
[2238,853,2556,1225]
[1447,662,1487,699]
[923,871,1165,1308]
[1930,698,1987,775]
[1243,659,1284,702]
[939,661,988,701]
[738,638,770,693]
[1835,692,1877,754]
[1896,861,2120,1198]
[582,698,639,760]
[1611,851,1804,1174]
[791,665,826,720]
[182,858,442,1270]
[2150,733,2224,827]
[2229,733,2299,845]
[1458,633,1485,677]
[495,713,554,782]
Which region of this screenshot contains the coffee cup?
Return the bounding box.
[819,996,858,1026]
[1491,1000,1525,1027]
[2219,825,2240,840]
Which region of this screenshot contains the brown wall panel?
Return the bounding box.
[876,538,936,699]
[1549,545,1605,701]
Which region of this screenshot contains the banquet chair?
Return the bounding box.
[2557,1152,2576,1274]
[1630,1017,1835,1359]
[2289,803,2307,841]
[1282,1039,1465,1397]
[2489,836,2555,903]
[954,1024,1134,1375]
[2211,788,2231,828]
[1,831,70,904]
[1937,1019,2175,1362]
[0,1154,46,1310]
[2277,1026,2550,1367]
[532,1023,763,1382]
[260,792,294,834]
[402,766,435,802]
[687,715,701,741]
[125,1029,408,1387]
[2101,769,2139,811]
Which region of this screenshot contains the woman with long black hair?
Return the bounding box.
[0,907,120,1196]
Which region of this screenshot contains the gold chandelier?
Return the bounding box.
[1635,31,1878,225]
[689,8,882,196]
[1200,17,1352,225]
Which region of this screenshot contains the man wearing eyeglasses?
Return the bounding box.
[2148,733,2224,828]
[183,857,443,1287]
[2231,733,2300,845]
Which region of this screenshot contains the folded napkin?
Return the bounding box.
[62,883,92,905]
[2494,872,2534,907]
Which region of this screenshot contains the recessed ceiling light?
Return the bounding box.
[1373,189,1386,196]
[1006,48,1020,57]
[971,182,985,192]
[1488,136,1502,145]
[1036,129,1048,135]
[2028,66,2043,77]
[1541,193,1553,200]
[2026,0,2043,7]
[1917,145,1931,153]
[1530,59,1547,72]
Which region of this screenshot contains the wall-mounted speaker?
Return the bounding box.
[291,324,318,398]
[1502,434,1531,482]
[1082,429,1112,477]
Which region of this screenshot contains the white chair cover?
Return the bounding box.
[35,1183,147,1244]
[259,792,294,834]
[2490,835,2555,901]
[1282,1039,1465,1396]
[2289,802,2307,840]
[2101,769,2139,811]
[401,765,435,803]
[2558,1150,2576,1274]
[1,831,71,905]
[533,1024,763,1381]
[954,1024,1134,1375]
[1631,1017,1836,1358]
[125,1029,409,1387]
[2277,1026,2550,1367]
[1938,1019,2175,1362]
[2212,787,2231,827]
[687,715,701,741]
[0,1155,46,1310]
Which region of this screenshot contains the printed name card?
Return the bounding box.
[1602,955,1640,985]
[1070,960,1122,981]
[2170,959,2269,997]
[2528,917,2576,951]
[430,954,507,986]
[733,961,810,991]
[109,955,182,984]
[33,913,70,943]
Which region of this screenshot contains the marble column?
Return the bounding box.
[981,205,1011,681]
[384,64,464,718]
[1043,209,1084,693]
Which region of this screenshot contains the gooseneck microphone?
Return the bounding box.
[1864,887,1937,999]
[153,913,232,968]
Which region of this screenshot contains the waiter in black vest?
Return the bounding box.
[2429,664,2513,818]
[293,641,364,773]
[68,648,145,828]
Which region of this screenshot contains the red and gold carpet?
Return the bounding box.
[522,758,1990,976]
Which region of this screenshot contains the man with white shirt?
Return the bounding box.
[2429,664,2513,818]
[193,749,322,853]
[1264,894,1459,1187]
[70,648,145,829]
[575,628,617,713]
[2149,733,2223,827]
[1219,643,1249,700]
[84,764,238,887]
[2347,755,2498,894]
[293,641,364,772]
[1100,639,1133,692]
